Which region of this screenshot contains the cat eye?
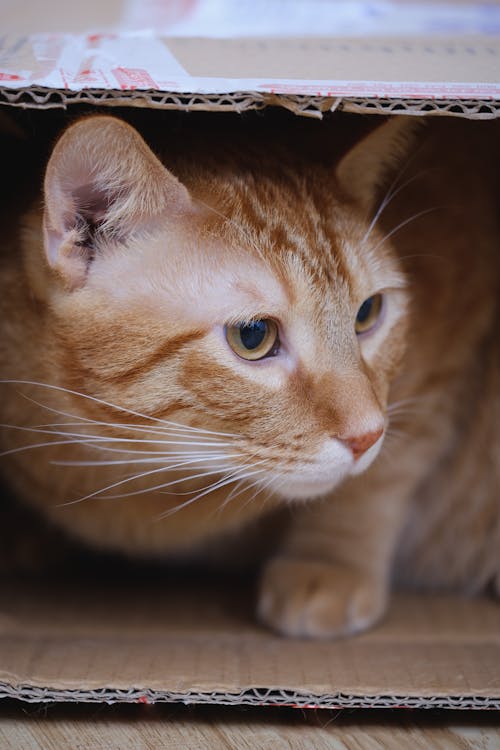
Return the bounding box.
[225,319,279,361]
[355,294,383,334]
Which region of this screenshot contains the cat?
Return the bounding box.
[0,112,498,637]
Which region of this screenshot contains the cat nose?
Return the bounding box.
[340,428,384,460]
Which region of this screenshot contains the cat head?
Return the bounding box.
[36,115,416,502]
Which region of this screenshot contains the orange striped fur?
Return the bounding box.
[0,114,498,637]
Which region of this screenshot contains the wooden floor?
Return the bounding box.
[1,702,499,749]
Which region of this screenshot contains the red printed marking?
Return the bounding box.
[87,33,116,45]
[137,695,149,704]
[59,68,69,90]
[74,66,102,85]
[112,67,158,90]
[0,72,21,81]
[98,69,111,88]
[258,80,500,99]
[154,80,182,88]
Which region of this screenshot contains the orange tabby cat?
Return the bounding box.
[0,113,498,637]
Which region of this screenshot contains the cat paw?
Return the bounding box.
[258,557,387,638]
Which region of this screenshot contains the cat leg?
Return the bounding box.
[258,465,414,638]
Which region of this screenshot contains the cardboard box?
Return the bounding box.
[1,0,499,117]
[1,578,499,710]
[0,0,499,713]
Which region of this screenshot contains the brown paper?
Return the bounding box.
[0,0,499,714]
[1,580,499,709]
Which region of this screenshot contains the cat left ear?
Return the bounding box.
[335,116,424,217]
[43,116,192,290]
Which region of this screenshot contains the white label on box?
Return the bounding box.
[0,2,499,100]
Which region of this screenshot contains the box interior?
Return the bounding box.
[0,103,499,711]
[1,1,499,709]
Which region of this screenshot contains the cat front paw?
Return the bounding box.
[258,557,387,638]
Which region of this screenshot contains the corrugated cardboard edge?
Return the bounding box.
[1,684,499,710]
[1,86,500,119]
[1,82,499,713]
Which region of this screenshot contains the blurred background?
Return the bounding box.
[2,0,500,36]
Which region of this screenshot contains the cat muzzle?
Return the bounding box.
[341,428,384,460]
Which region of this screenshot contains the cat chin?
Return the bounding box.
[265,434,385,501]
[273,477,347,502]
[264,439,353,501]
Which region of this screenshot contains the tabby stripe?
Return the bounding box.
[103,330,206,384]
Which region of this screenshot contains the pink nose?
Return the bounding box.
[342,428,384,460]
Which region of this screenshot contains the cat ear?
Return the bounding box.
[335,116,423,217]
[43,116,192,290]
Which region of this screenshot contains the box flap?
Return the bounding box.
[0,33,498,99]
[1,1,499,117]
[1,581,499,709]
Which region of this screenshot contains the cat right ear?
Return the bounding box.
[334,116,424,217]
[43,116,192,290]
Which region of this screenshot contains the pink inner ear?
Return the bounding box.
[42,180,107,284]
[42,116,195,290]
[45,228,63,267]
[71,184,111,228]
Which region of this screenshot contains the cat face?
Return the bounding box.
[37,116,412,506]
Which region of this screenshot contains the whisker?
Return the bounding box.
[218,477,247,509]
[388,409,422,421]
[155,465,269,521]
[54,443,228,458]
[268,472,289,503]
[398,253,448,263]
[57,455,268,508]
[385,429,409,443]
[217,463,279,516]
[0,437,99,459]
[0,423,233,449]
[388,396,426,411]
[1,380,238,438]
[52,452,240,468]
[26,419,233,441]
[106,463,245,500]
[385,427,410,438]
[56,464,194,507]
[362,170,429,246]
[213,478,254,518]
[236,470,279,516]
[369,207,441,255]
[158,458,271,499]
[387,396,433,424]
[235,469,286,523]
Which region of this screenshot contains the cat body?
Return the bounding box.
[0,113,498,637]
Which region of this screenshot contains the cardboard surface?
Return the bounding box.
[1,580,499,709]
[1,0,499,116]
[0,33,499,98]
[0,0,499,719]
